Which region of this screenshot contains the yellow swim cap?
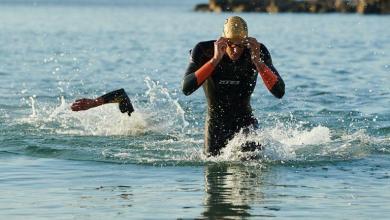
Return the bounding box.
[222,16,248,41]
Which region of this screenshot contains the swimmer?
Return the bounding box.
[182,16,285,156]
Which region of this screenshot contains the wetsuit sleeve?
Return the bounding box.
[99,88,134,116]
[182,43,212,96]
[258,45,285,99]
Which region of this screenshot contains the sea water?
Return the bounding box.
[0,0,389,219]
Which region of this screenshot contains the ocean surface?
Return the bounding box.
[0,0,389,219]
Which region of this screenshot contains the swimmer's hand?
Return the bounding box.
[212,37,228,65]
[71,98,103,111]
[118,93,134,116]
[246,37,263,66]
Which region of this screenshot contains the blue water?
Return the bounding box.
[0,1,389,219]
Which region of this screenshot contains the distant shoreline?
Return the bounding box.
[195,0,390,15]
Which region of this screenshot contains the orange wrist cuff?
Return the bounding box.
[259,63,278,90]
[195,61,215,85]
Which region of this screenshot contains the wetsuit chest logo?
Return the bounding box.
[219,80,240,85]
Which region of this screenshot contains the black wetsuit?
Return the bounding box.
[101,88,134,116]
[182,40,285,156]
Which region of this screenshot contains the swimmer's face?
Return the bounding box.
[226,39,246,61]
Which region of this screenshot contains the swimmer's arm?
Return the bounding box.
[254,46,285,99]
[182,43,215,96]
[71,88,134,116]
[182,59,217,96]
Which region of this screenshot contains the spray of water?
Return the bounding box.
[211,124,331,163]
[13,77,388,165]
[20,77,188,137]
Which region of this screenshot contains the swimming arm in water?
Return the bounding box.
[71,88,134,116]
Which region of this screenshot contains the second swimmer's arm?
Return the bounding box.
[71,88,134,116]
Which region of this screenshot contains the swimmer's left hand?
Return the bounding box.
[246,37,263,65]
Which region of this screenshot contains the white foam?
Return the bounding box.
[15,77,387,164]
[216,124,333,162]
[18,77,189,137]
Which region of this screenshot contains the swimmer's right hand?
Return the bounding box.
[212,37,228,64]
[71,98,103,111]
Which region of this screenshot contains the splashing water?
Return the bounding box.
[13,76,388,166]
[216,124,331,162]
[20,77,189,137]
[215,123,386,164]
[29,96,37,118]
[142,76,189,133]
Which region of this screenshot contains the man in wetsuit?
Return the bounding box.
[182,16,285,156]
